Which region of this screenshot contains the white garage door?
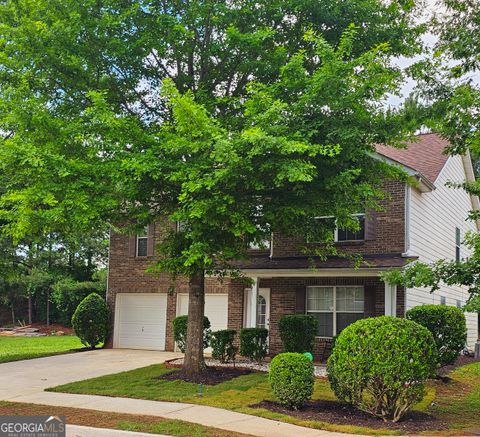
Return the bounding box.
[114,293,168,350]
[177,294,228,352]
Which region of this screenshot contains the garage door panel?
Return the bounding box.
[176,294,228,351]
[115,293,167,351]
[118,307,165,323]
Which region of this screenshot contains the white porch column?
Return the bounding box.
[384,283,397,317]
[247,277,259,328]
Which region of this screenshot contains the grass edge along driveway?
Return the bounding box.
[0,401,254,437]
[0,335,84,363]
[47,361,480,436]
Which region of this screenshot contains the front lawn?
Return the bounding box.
[0,401,253,437]
[0,335,84,363]
[48,360,480,436]
[47,363,398,435]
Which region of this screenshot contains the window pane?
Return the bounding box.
[337,312,364,334]
[336,287,364,312]
[256,296,267,329]
[337,215,365,241]
[308,312,333,337]
[137,237,148,256]
[307,287,334,311]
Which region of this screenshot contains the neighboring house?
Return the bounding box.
[106,133,479,357]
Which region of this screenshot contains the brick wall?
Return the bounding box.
[257,276,405,360]
[106,222,248,350]
[271,180,406,257]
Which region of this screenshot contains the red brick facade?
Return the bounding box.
[271,180,406,257]
[106,179,407,359]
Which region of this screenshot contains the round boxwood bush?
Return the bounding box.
[71,292,110,349]
[269,352,314,410]
[279,314,318,353]
[327,316,437,422]
[406,304,467,367]
[172,315,211,353]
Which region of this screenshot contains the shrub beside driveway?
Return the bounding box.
[0,336,83,363]
[48,359,480,436]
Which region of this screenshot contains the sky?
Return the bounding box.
[389,0,480,106]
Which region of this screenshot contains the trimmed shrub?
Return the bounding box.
[172,315,211,353]
[71,293,110,349]
[240,328,268,363]
[211,329,237,363]
[406,304,467,367]
[279,314,318,353]
[327,316,437,422]
[269,352,314,410]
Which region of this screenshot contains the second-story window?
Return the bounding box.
[311,214,365,243]
[136,226,148,257]
[337,214,365,242]
[455,227,461,262]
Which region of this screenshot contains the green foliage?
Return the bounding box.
[71,293,109,349]
[210,329,237,364]
[51,272,107,326]
[327,316,437,422]
[269,352,314,410]
[463,295,480,313]
[406,305,467,367]
[434,0,480,76]
[239,328,268,363]
[279,315,318,353]
[172,315,211,354]
[0,0,426,373]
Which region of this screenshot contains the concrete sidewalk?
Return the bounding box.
[0,350,359,437]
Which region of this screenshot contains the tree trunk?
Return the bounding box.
[46,290,50,327]
[183,270,205,376]
[28,295,32,325]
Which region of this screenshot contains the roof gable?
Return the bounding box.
[376,133,450,184]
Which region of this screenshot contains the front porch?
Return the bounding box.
[240,273,404,359]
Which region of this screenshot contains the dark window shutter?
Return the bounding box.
[147,223,155,257]
[128,235,137,258]
[295,286,306,314]
[364,209,377,241]
[364,284,376,318]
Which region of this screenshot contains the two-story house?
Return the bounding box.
[106,133,479,357]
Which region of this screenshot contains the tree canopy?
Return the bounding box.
[0,0,426,373]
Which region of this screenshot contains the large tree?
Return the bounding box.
[383,1,480,301]
[0,0,424,375]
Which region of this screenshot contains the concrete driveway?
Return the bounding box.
[0,349,358,437]
[0,349,180,400]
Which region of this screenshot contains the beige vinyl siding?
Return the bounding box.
[407,154,478,346]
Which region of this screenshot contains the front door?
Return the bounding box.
[256,288,270,331]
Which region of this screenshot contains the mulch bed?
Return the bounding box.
[438,354,480,379]
[156,366,253,385]
[252,400,447,432]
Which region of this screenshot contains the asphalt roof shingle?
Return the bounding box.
[376,133,450,184]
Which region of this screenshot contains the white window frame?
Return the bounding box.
[309,214,366,243]
[306,285,365,338]
[440,296,447,305]
[136,226,149,257]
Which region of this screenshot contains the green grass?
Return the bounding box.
[0,335,84,363]
[421,362,480,435]
[48,364,395,435]
[0,401,253,437]
[48,360,480,436]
